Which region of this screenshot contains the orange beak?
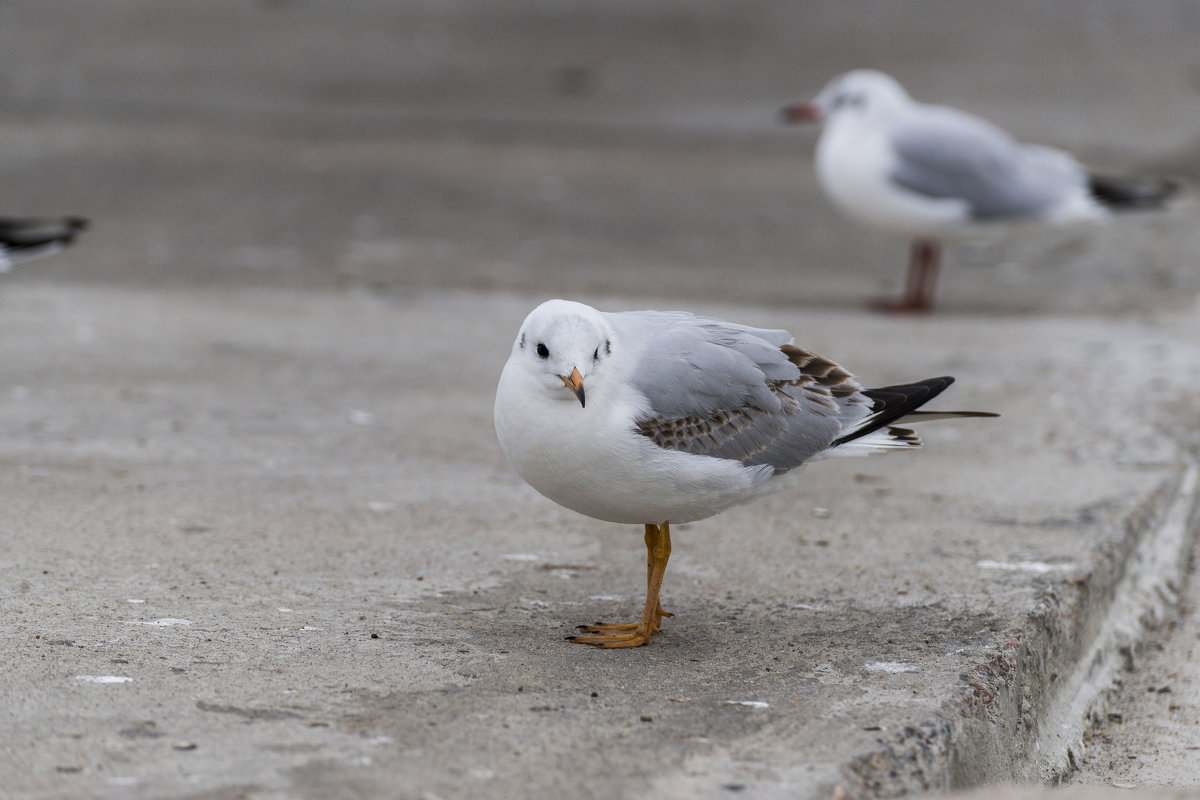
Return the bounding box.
[559,367,585,407]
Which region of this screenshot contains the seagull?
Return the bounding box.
[494,299,996,648]
[0,216,89,272]
[781,69,1179,312]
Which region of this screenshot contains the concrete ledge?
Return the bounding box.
[840,464,1200,796]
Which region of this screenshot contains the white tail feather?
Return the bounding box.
[820,426,921,459]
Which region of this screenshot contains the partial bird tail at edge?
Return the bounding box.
[1088,173,1182,212]
[0,216,89,270]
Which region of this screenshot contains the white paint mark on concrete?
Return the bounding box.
[18,466,53,478]
[365,501,395,513]
[723,700,770,709]
[976,560,1075,574]
[865,661,918,674]
[124,618,192,626]
[76,675,132,684]
[125,599,146,603]
[348,410,375,426]
[501,553,539,561]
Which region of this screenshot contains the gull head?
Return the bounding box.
[509,299,615,409]
[782,69,912,127]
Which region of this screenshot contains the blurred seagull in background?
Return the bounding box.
[494,298,996,648]
[0,216,89,272]
[782,69,1179,313]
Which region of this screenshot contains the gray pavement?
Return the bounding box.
[1072,514,1200,787]
[3,285,1198,798]
[2,2,1200,798]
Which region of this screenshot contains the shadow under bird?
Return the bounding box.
[494,299,997,648]
[0,216,89,272]
[782,69,1179,313]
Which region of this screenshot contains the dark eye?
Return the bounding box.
[592,348,600,362]
[536,342,549,359]
[833,92,862,109]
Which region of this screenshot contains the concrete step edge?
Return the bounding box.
[827,460,1200,798]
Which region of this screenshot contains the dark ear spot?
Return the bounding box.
[519,332,526,349]
[605,339,612,356]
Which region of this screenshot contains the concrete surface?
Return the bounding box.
[2,284,1198,799]
[2,2,1200,798]
[1072,528,1200,787]
[954,788,1200,800]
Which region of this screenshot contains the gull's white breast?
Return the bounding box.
[494,360,776,525]
[815,117,970,237]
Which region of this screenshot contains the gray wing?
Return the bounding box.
[888,106,1084,219]
[610,311,871,472]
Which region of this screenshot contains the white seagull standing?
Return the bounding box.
[494,299,996,648]
[782,69,1179,312]
[0,216,89,272]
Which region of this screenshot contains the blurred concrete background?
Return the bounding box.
[3,0,1200,310]
[3,3,1200,799]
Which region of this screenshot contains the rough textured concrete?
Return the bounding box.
[2,2,1200,798]
[955,788,1200,800]
[1072,531,1200,787]
[2,284,1198,798]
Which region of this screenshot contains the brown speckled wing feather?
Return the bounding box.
[632,338,870,471]
[614,311,992,470]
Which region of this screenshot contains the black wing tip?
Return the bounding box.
[905,409,1001,419]
[0,216,90,251]
[57,217,90,245]
[0,214,89,228]
[864,376,955,408]
[833,376,957,448]
[886,425,921,445]
[0,214,89,232]
[1089,173,1182,211]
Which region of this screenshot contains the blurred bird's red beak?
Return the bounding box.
[780,102,822,124]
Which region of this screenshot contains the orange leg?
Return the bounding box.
[567,522,672,648]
